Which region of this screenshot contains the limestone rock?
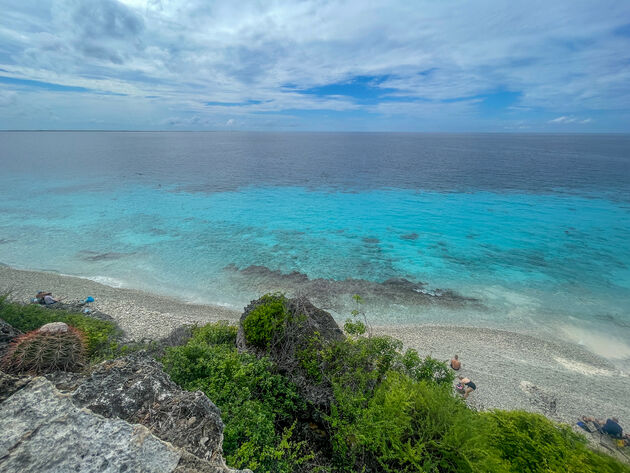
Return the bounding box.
[237,296,344,408]
[0,371,31,403]
[43,370,86,392]
[520,380,558,416]
[0,377,181,473]
[236,296,344,354]
[38,321,69,333]
[72,352,228,466]
[0,318,21,358]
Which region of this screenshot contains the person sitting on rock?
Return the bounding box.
[450,354,461,370]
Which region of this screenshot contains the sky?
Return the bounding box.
[1,0,630,132]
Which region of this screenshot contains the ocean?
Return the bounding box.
[1,132,629,358]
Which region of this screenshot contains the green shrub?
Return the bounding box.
[162,321,311,473]
[144,297,630,473]
[194,320,237,346]
[308,330,455,471]
[0,298,120,358]
[348,371,501,473]
[297,332,324,382]
[242,294,288,349]
[484,410,630,473]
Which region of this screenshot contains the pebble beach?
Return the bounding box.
[1,264,629,434]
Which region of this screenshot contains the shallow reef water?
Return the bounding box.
[1,131,629,358]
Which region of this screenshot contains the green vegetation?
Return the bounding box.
[162,321,312,472]
[4,294,626,472]
[484,410,629,472]
[0,296,120,359]
[348,372,495,472]
[162,294,630,473]
[242,293,288,349]
[314,332,457,470]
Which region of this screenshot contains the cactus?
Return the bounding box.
[1,323,87,374]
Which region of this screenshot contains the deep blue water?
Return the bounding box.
[1,132,629,358]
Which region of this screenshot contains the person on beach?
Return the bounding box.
[34,291,53,304]
[458,376,476,399]
[450,355,461,370]
[603,418,623,438]
[44,293,60,305]
[35,292,61,305]
[581,416,624,438]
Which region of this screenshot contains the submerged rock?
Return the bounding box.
[0,377,182,473]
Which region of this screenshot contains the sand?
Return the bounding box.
[1,264,629,432]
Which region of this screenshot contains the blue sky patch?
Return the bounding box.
[288,75,396,103]
[206,99,263,106]
[0,76,92,92]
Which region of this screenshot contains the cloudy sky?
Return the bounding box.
[1,0,629,131]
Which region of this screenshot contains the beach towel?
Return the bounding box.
[577,421,592,433]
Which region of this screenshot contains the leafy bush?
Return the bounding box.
[0,297,120,358]
[242,293,288,349]
[193,320,237,346]
[484,410,630,473]
[110,295,630,473]
[316,334,456,471]
[162,322,312,473]
[348,371,500,473]
[1,325,87,374]
[330,374,630,473]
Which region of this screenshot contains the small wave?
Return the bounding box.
[84,275,127,288]
[554,357,614,377]
[183,294,240,309]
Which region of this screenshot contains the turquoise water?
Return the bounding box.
[1,132,629,359]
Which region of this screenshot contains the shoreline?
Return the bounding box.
[1,264,628,431]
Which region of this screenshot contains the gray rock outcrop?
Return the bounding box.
[0,318,21,358]
[0,371,30,403]
[0,352,250,473]
[72,352,227,466]
[520,380,558,417]
[236,296,344,357]
[0,377,182,473]
[237,296,344,408]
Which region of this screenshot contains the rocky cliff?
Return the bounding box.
[0,352,250,473]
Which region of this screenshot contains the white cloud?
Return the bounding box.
[548,115,593,124]
[549,116,575,123]
[0,0,628,129]
[0,90,17,106]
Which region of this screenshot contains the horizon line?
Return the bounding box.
[2,129,629,134]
